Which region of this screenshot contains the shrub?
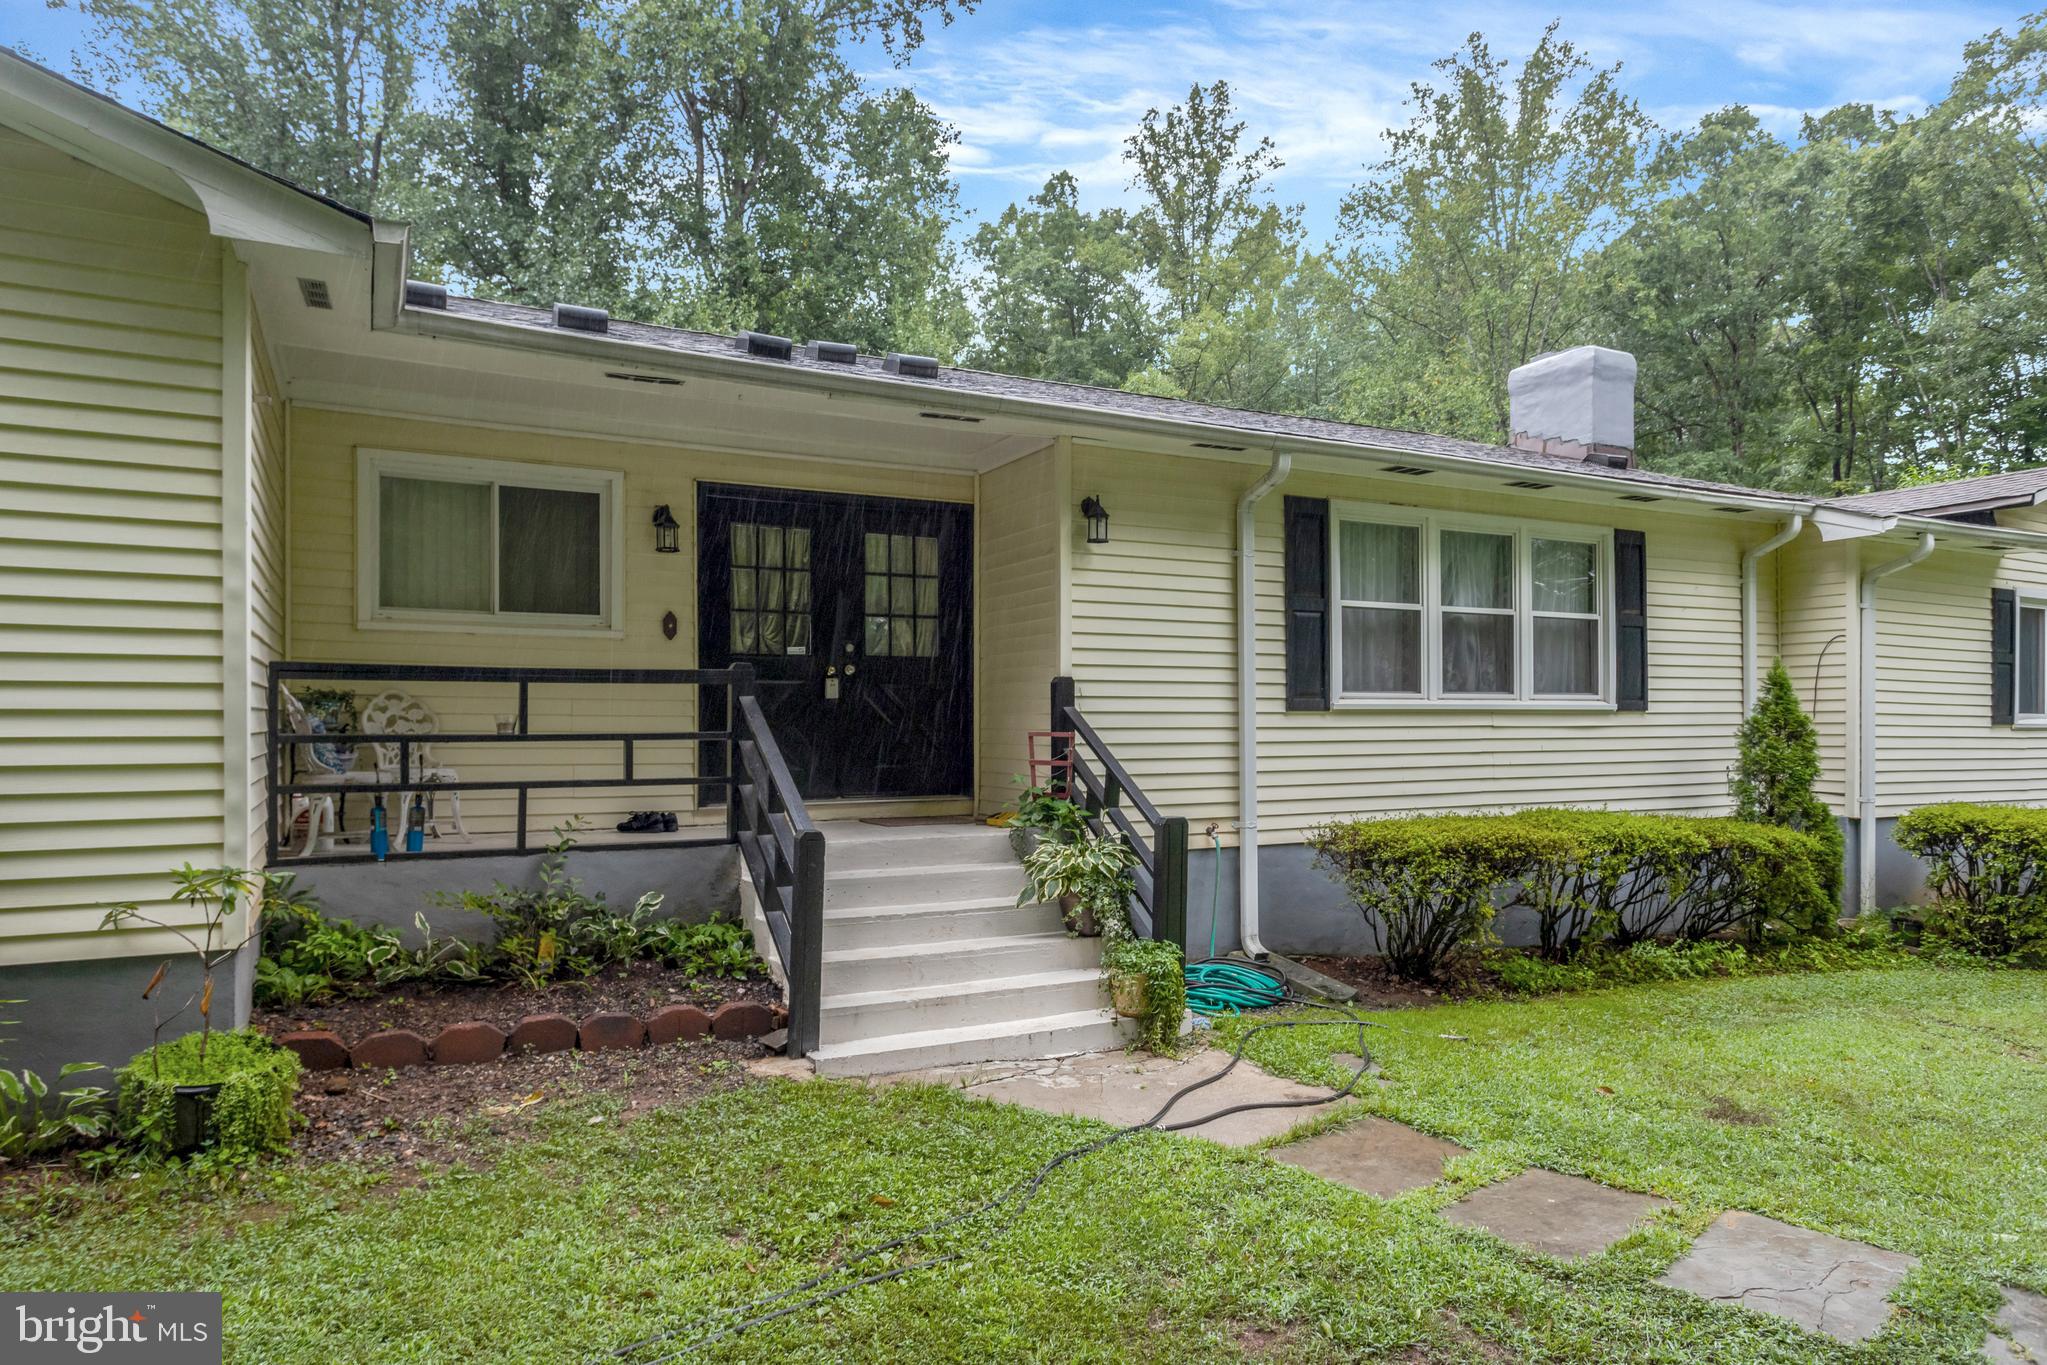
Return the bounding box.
[1894,803,2047,960]
[1515,810,1708,954]
[1668,818,1834,944]
[1732,660,1844,907]
[640,917,765,978]
[436,825,664,987]
[1309,815,1569,981]
[117,1029,300,1160]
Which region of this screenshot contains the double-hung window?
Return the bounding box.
[1333,505,1611,704]
[357,449,623,632]
[2019,596,2047,720]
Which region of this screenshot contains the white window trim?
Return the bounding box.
[1328,502,1615,710]
[2017,592,2047,725]
[355,448,626,636]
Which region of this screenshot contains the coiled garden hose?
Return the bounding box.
[1182,828,1293,1015]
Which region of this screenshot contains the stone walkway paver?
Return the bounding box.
[1657,1210,1917,1344]
[1443,1168,1671,1259]
[885,1048,1336,1148]
[1985,1286,2047,1364]
[1270,1116,1467,1198]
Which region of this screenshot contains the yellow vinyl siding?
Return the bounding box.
[1775,535,1853,812]
[285,408,974,839]
[974,441,1069,815]
[1069,447,1776,844]
[0,125,227,963]
[246,318,287,864]
[1869,543,2047,814]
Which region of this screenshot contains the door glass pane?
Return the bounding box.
[915,578,939,615]
[891,576,914,615]
[2024,607,2045,715]
[865,573,888,612]
[760,568,785,612]
[731,568,756,608]
[866,533,888,572]
[915,535,938,575]
[379,475,491,612]
[733,521,805,654]
[732,611,758,654]
[1532,538,1597,614]
[1342,606,1421,693]
[760,609,784,654]
[758,525,784,568]
[1340,522,1419,603]
[1441,530,1512,609]
[789,615,812,650]
[865,615,891,655]
[1534,616,1599,695]
[892,534,913,574]
[732,523,756,567]
[787,527,811,568]
[891,617,914,655]
[1443,612,1513,693]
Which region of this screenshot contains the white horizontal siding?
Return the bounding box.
[0,126,227,963]
[975,442,1067,814]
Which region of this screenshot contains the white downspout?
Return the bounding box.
[1857,532,1935,912]
[1235,449,1292,958]
[1741,515,1803,714]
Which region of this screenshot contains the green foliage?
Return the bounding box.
[1016,829,1138,939]
[1485,928,1916,997]
[435,826,661,987]
[1310,810,1834,981]
[1895,803,2047,961]
[254,880,384,1007]
[1731,660,1843,904]
[0,1063,112,1164]
[638,918,764,979]
[116,1029,300,1161]
[1101,937,1184,1054]
[1002,777,1089,842]
[102,865,278,1073]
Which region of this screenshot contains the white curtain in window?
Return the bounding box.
[1532,538,1599,695]
[380,476,490,612]
[2023,605,2045,715]
[500,485,601,616]
[1441,530,1513,693]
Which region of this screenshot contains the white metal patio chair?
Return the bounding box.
[360,689,470,842]
[279,688,377,856]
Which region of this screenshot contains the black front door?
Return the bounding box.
[699,483,973,800]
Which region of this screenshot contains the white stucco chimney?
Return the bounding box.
[1507,345,1637,470]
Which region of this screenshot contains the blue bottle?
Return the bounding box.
[405,796,425,853]
[370,801,389,862]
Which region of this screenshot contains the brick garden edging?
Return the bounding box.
[274,999,785,1072]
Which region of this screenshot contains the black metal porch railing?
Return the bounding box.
[264,660,825,1054]
[1050,676,1189,948]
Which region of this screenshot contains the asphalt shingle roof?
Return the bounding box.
[1827,467,2047,516]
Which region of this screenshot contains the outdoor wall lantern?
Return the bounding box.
[1080,495,1110,545]
[652,504,681,553]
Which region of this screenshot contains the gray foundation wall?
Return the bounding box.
[0,938,259,1087]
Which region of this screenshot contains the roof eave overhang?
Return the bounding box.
[0,48,371,258]
[387,303,1826,518]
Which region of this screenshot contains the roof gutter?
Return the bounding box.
[1235,448,1291,958]
[1857,532,1937,911]
[1742,515,1804,714]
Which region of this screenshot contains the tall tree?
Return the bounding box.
[623,0,974,353]
[963,172,1157,387]
[1338,24,1654,442]
[400,0,649,311]
[71,0,427,211]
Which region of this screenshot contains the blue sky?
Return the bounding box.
[4,0,2027,241]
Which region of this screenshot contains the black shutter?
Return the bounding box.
[1283,496,1330,711]
[1992,587,2017,725]
[1615,528,1648,711]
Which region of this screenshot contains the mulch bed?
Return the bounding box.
[1297,954,1501,1009]
[252,960,778,1042]
[290,1034,770,1166]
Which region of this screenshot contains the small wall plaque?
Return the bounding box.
[661,610,678,640]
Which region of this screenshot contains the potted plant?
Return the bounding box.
[1017,828,1137,937]
[101,866,284,1154]
[1003,777,1089,859]
[1101,937,1186,1054]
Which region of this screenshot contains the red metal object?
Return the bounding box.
[1026,730,1074,796]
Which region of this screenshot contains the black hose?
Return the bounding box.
[600,1003,1377,1363]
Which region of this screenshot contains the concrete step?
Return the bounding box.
[823,896,1065,950]
[824,826,1017,874]
[809,1008,1131,1078]
[824,862,1022,911]
[820,967,1108,1044]
[820,932,1099,994]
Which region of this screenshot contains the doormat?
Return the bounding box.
[860,815,981,827]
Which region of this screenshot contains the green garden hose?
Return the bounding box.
[1183,828,1291,1014]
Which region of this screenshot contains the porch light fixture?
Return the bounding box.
[1080,496,1110,545]
[652,504,680,554]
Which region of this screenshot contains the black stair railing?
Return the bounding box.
[1049,677,1189,948]
[729,672,825,1056]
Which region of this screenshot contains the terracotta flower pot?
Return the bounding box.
[1110,971,1147,1018]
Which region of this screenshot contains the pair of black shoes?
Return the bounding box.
[616,810,678,833]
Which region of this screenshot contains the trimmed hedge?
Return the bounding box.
[1894,803,2047,960]
[117,1029,300,1160]
[1309,809,1835,980]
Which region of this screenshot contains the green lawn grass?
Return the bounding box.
[4,965,2039,1362]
